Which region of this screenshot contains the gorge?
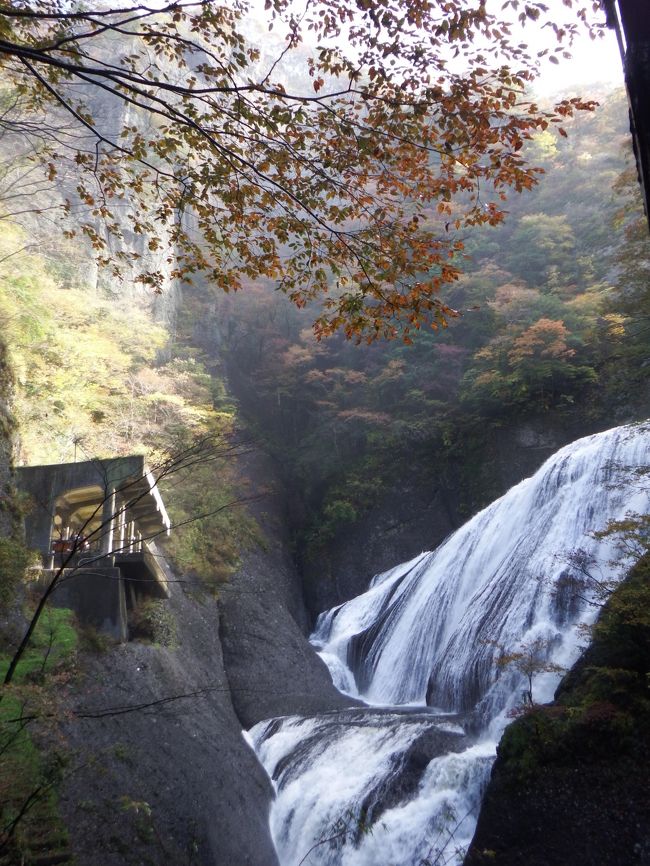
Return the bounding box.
[0,9,649,862]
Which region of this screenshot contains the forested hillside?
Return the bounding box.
[1,86,647,601]
[187,87,649,572]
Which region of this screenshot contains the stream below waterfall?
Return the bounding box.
[250,423,650,866]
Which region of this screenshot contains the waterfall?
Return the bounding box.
[252,423,650,865]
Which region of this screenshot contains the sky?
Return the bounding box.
[129,0,626,98]
[240,0,625,100]
[522,1,624,95]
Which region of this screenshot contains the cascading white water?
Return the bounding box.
[313,422,650,724]
[252,709,493,866]
[252,423,650,866]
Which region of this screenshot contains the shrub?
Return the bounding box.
[0,536,35,610]
[128,599,177,647]
[78,623,114,654]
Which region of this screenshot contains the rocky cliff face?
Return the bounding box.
[59,574,281,866]
[216,446,359,728]
[56,449,355,866]
[301,417,610,614]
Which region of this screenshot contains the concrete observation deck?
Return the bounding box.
[16,456,171,640]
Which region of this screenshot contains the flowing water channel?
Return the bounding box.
[251,422,650,866]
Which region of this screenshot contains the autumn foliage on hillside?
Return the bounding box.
[0,0,602,339]
[202,90,649,541]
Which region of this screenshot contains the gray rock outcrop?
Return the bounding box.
[59,573,281,866]
[218,446,360,728]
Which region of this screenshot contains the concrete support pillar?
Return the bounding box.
[128,580,137,611]
[118,504,126,553]
[101,485,116,558]
[118,576,128,642]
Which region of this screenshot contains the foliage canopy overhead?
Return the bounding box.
[0,0,602,340]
